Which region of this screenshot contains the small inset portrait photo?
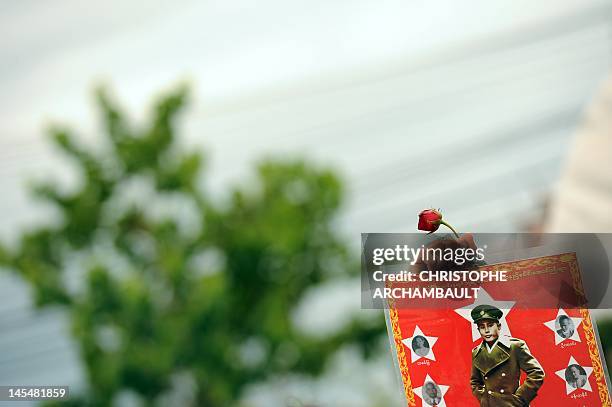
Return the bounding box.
[556,315,576,339]
[423,381,442,406]
[565,364,588,389]
[411,335,430,357]
[545,309,582,345]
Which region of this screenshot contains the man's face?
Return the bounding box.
[561,319,570,333]
[477,320,500,343]
[415,337,425,347]
[570,366,580,379]
[425,383,436,397]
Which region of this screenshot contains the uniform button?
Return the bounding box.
[501,372,506,377]
[484,376,487,380]
[488,390,492,394]
[500,389,505,393]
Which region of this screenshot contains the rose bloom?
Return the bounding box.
[418,209,442,232]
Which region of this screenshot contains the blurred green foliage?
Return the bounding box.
[597,321,612,377]
[0,87,384,406]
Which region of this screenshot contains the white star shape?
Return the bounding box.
[544,309,582,345]
[454,288,516,341]
[414,374,449,407]
[555,356,593,395]
[401,325,438,363]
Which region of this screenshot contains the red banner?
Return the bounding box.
[388,253,612,406]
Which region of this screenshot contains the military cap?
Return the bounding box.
[471,304,503,324]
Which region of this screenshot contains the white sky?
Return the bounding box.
[0,0,600,130]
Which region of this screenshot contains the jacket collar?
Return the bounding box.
[473,335,511,374]
[480,334,511,351]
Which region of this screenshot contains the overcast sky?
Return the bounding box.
[1,1,611,404]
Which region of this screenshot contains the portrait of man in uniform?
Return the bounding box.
[556,315,575,339]
[412,335,430,358]
[565,364,588,389]
[423,381,442,406]
[470,304,545,406]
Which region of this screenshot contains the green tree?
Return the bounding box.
[0,86,384,406]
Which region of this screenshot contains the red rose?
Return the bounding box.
[417,208,459,238]
[418,209,442,232]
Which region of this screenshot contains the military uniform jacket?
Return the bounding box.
[470,336,544,406]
